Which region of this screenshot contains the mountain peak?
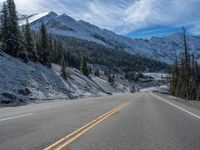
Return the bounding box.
[59,13,76,21]
[47,11,58,17]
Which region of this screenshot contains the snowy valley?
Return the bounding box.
[1,1,200,149]
[2,9,197,106]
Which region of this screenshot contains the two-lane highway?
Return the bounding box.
[0,93,200,150]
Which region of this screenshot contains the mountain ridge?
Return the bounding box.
[19,11,200,64]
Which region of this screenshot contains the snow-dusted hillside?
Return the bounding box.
[0,51,131,106]
[128,33,200,63]
[19,12,200,64]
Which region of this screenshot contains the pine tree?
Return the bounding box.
[124,72,128,79]
[111,74,115,86]
[88,66,92,74]
[7,0,20,56]
[183,27,189,100]
[38,22,51,67]
[48,34,53,63]
[60,53,67,80]
[95,68,100,77]
[17,27,29,63]
[170,58,179,95]
[23,18,35,61]
[57,42,64,65]
[1,2,9,54]
[81,55,89,76]
[34,32,41,62]
[104,68,107,76]
[51,39,58,63]
[108,75,112,84]
[1,0,21,56]
[108,74,115,87]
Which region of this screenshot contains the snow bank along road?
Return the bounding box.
[0,93,200,150]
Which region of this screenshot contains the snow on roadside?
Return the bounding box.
[140,85,170,93]
[0,52,126,105]
[143,72,169,81]
[139,72,170,93]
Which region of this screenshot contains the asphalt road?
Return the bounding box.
[0,92,200,150]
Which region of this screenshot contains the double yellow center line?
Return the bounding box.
[44,101,130,150]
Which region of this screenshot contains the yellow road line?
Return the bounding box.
[56,102,129,150]
[44,102,129,150]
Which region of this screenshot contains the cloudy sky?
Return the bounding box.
[1,0,200,38]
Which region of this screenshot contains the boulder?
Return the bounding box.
[18,88,32,96]
[1,92,17,100]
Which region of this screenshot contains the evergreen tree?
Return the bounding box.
[88,66,92,74]
[183,27,189,100]
[111,74,115,86]
[1,2,9,53]
[23,18,35,61]
[17,27,29,63]
[104,68,107,76]
[108,74,115,87]
[108,75,112,84]
[95,68,100,77]
[1,0,23,57]
[48,34,53,62]
[7,0,20,56]
[124,72,128,79]
[60,53,67,80]
[38,22,51,67]
[57,42,63,65]
[51,39,58,64]
[81,55,89,76]
[34,32,41,62]
[170,58,179,95]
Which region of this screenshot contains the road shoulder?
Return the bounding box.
[152,92,200,120]
[155,92,200,110]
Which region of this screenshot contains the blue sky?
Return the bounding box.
[1,0,200,38]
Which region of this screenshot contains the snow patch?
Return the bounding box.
[19,12,50,25]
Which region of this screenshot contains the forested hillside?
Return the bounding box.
[170,28,200,101]
[55,36,168,72]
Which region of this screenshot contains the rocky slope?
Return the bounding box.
[0,51,132,106]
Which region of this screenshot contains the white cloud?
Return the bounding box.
[0,0,199,36]
[120,0,200,34]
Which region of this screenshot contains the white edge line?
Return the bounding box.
[0,113,33,122]
[151,93,200,119]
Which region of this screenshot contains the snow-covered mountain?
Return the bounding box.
[19,12,200,64]
[129,33,200,63]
